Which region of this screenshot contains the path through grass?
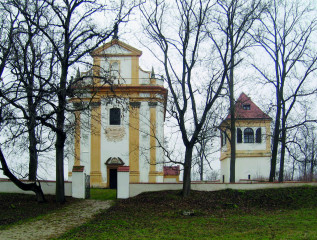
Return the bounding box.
[57,186,317,240]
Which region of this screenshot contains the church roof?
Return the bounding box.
[226,93,271,120]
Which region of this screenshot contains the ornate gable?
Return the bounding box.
[91,39,142,57]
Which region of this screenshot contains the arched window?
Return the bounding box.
[237,128,242,143]
[256,128,262,143]
[110,108,121,125]
[244,128,254,143]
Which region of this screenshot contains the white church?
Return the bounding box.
[68,38,180,188]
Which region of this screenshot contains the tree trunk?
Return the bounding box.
[270,96,282,182]
[182,146,193,197]
[278,106,286,182]
[0,149,46,202]
[55,68,67,204]
[28,113,38,181]
[199,141,204,181]
[310,137,315,181]
[229,48,236,183]
[55,121,66,204]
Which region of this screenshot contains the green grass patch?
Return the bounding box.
[57,187,317,240]
[90,188,116,200]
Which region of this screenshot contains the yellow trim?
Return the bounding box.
[74,111,81,166]
[93,57,101,86]
[131,57,139,85]
[68,172,72,177]
[90,102,102,185]
[220,152,271,161]
[149,105,156,183]
[129,103,140,182]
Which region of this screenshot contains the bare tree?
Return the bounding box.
[287,124,317,181]
[0,1,49,202]
[5,0,135,203]
[209,0,265,183]
[140,0,227,197]
[252,0,317,182]
[193,111,220,181]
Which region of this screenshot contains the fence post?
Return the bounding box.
[117,166,130,199]
[72,165,86,199]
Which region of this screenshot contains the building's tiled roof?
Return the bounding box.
[163,166,180,176]
[226,93,271,120]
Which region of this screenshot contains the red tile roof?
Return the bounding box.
[226,93,271,120]
[164,166,180,176]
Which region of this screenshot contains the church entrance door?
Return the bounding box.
[109,168,118,189]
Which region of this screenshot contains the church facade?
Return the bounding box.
[220,93,272,183]
[68,39,169,188]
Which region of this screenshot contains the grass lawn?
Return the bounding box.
[57,186,317,240]
[90,188,116,200]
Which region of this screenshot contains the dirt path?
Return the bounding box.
[0,200,112,240]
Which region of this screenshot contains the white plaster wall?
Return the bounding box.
[139,70,150,84]
[156,102,164,182]
[100,57,132,85]
[156,78,164,86]
[117,171,130,199]
[139,102,150,182]
[80,111,91,174]
[221,156,270,183]
[72,171,86,199]
[236,127,266,151]
[0,180,72,196]
[100,99,130,183]
[236,157,270,181]
[120,57,132,84]
[67,115,75,179]
[103,45,131,54]
[220,158,230,183]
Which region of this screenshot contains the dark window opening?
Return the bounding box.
[237,128,242,143]
[110,108,121,125]
[244,128,254,143]
[243,104,250,110]
[256,128,262,143]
